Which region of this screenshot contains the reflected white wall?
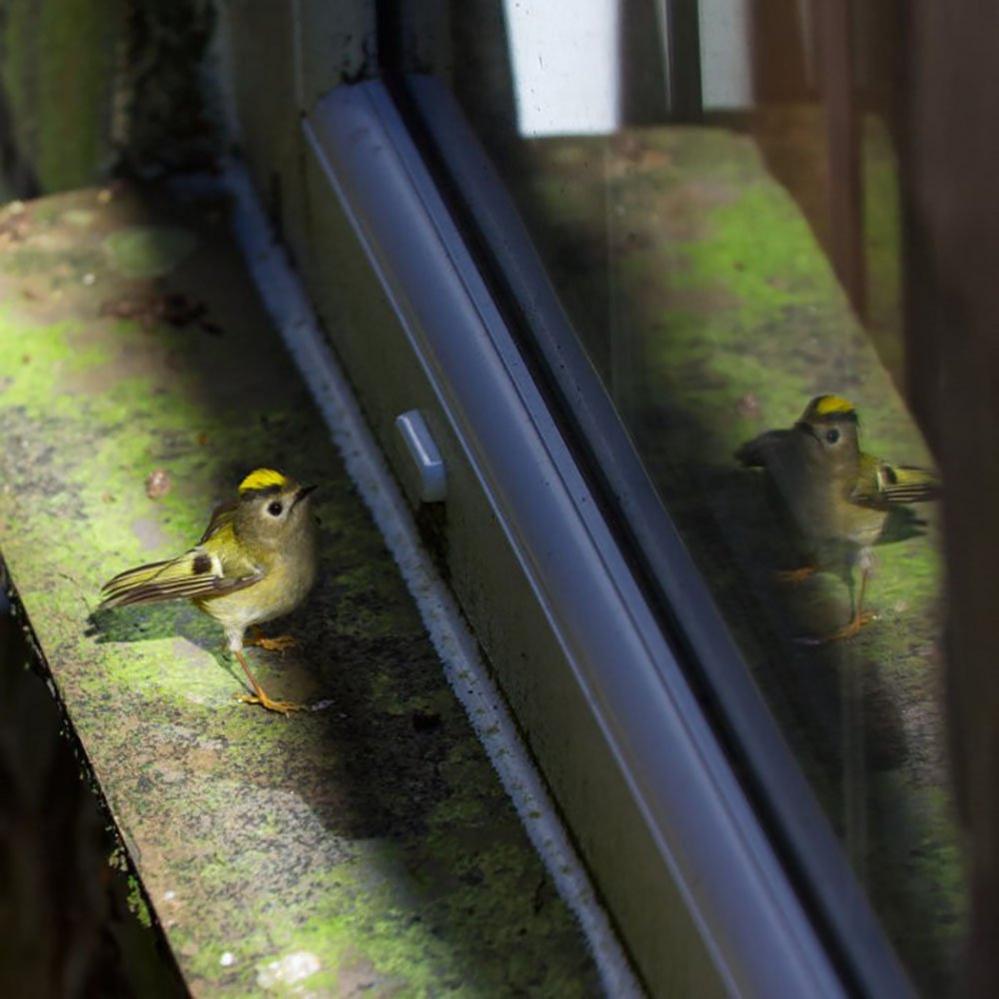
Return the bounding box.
[503,0,621,136]
[697,0,752,110]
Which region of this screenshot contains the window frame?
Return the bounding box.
[394,73,916,996]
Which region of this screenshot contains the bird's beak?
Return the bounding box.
[794,420,820,443]
[292,484,317,508]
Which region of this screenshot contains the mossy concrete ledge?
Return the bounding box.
[0,186,602,996]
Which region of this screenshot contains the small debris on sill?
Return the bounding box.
[145,469,172,500]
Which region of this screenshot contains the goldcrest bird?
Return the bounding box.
[736,395,940,642]
[98,469,317,714]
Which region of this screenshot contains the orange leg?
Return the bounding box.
[247,625,297,654]
[233,649,302,715]
[797,567,876,645]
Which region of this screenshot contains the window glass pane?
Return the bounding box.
[397,1,962,992]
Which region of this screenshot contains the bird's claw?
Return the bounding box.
[236,692,304,715]
[248,632,297,654]
[795,610,877,646]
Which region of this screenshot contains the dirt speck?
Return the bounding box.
[145,469,171,499]
[736,393,761,419]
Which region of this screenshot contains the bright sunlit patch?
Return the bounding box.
[256,951,320,988]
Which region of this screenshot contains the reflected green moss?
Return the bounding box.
[507,123,960,993]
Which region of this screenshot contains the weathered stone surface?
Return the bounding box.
[0,184,600,997]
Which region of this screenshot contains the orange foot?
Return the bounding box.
[248,628,297,654]
[236,691,304,715]
[774,565,817,585]
[797,610,877,646]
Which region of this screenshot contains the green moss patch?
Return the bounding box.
[0,185,600,996]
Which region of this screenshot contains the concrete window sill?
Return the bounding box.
[0,184,602,996]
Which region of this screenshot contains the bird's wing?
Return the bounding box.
[851,452,942,506]
[199,499,237,544]
[98,524,262,611]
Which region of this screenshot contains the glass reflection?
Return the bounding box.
[406,0,963,991]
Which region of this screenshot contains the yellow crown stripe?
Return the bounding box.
[814,394,855,416]
[238,468,289,493]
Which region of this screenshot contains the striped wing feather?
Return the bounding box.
[99,517,261,610]
[853,454,942,506]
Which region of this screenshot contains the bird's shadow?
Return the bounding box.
[85,603,244,687]
[83,590,330,698]
[876,506,929,545]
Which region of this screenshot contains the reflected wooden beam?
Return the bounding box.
[905,3,999,994]
[817,0,866,315]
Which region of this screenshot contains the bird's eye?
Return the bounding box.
[267,501,284,517]
[825,428,841,444]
